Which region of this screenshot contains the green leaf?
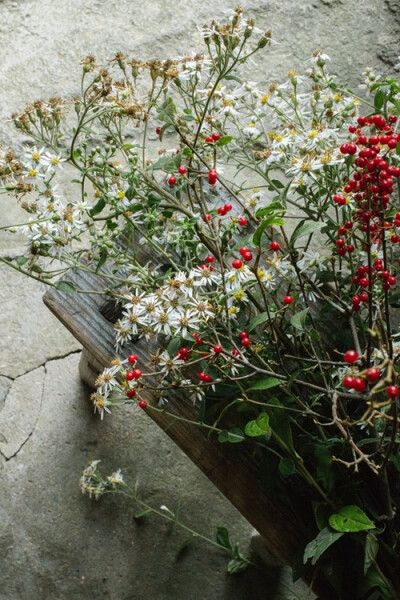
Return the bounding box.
[360,565,393,600]
[157,97,176,125]
[255,201,284,218]
[248,312,270,332]
[329,505,375,533]
[390,452,400,471]
[396,140,400,156]
[245,412,270,437]
[167,337,181,357]
[134,508,152,520]
[290,308,309,331]
[216,526,232,550]
[95,251,107,273]
[218,428,245,443]
[290,220,325,245]
[270,178,285,189]
[224,74,242,83]
[374,89,386,111]
[312,502,331,531]
[149,153,181,172]
[89,196,106,217]
[55,280,77,294]
[279,457,296,476]
[303,527,344,565]
[267,398,296,455]
[364,534,379,575]
[247,377,281,391]
[314,445,335,492]
[121,143,136,151]
[16,256,28,267]
[125,185,136,200]
[227,555,250,574]
[216,135,233,146]
[175,536,193,559]
[253,215,285,246]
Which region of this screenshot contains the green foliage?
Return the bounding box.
[329,506,375,533]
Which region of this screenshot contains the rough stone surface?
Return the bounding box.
[1,0,400,598]
[0,264,81,379]
[0,365,44,459]
[0,354,297,600]
[0,376,12,412]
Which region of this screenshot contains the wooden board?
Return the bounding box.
[43,266,318,580]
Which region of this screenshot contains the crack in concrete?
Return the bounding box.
[0,365,46,462]
[0,349,81,461]
[1,348,82,381]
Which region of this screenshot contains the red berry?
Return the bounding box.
[242,251,253,261]
[156,126,161,135]
[232,259,243,269]
[205,136,214,143]
[126,389,137,398]
[208,169,218,184]
[126,371,135,381]
[232,349,240,356]
[168,176,177,186]
[212,132,221,141]
[238,217,248,226]
[178,165,187,175]
[344,350,359,364]
[366,368,380,382]
[138,400,147,409]
[239,246,249,256]
[387,385,399,399]
[198,372,212,383]
[284,295,293,305]
[218,206,227,215]
[205,255,215,263]
[239,331,248,339]
[131,369,142,379]
[343,376,354,389]
[213,345,223,354]
[241,337,251,347]
[128,354,138,363]
[202,214,212,222]
[352,377,366,392]
[270,241,280,251]
[224,203,233,212]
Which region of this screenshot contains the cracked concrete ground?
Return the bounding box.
[1,1,400,599]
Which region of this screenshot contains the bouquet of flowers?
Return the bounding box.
[2,8,400,598]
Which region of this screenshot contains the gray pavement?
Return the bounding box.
[1,1,400,599]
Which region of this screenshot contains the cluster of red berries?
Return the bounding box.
[192,332,204,345]
[239,331,251,347]
[125,354,147,408]
[168,165,188,186]
[217,201,232,215]
[176,347,191,361]
[209,168,218,185]
[342,349,399,398]
[239,246,253,261]
[334,115,400,259]
[350,263,397,309]
[205,132,221,143]
[198,371,212,383]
